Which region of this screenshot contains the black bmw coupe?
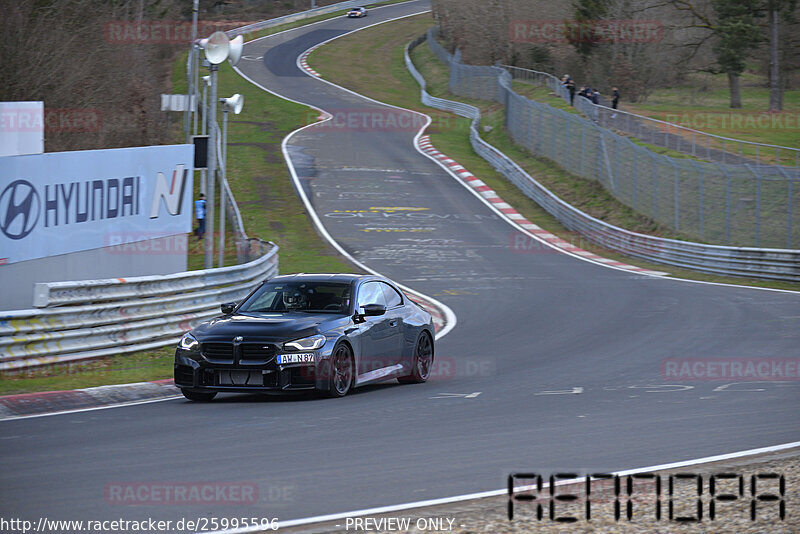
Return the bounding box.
[174,273,435,400]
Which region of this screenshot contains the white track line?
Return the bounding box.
[0,395,183,421]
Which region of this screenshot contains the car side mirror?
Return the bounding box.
[221,302,236,315]
[361,304,386,317]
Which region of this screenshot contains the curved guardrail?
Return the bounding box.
[0,240,278,371]
[406,30,800,282]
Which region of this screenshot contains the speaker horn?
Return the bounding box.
[221,94,244,115]
[203,31,230,65]
[228,35,244,66]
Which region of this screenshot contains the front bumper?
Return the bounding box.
[175,345,333,393]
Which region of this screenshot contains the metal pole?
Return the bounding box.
[219,108,228,268]
[192,45,199,136]
[183,54,192,143]
[186,0,199,143]
[204,65,218,269]
[201,81,208,196]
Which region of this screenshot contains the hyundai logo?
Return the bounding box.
[0,180,40,240]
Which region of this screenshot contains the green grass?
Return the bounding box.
[0,349,176,396]
[308,17,800,293]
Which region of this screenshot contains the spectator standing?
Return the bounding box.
[566,79,576,105]
[611,87,620,118]
[194,193,206,240]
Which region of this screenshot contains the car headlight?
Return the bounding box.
[283,334,326,351]
[179,333,199,351]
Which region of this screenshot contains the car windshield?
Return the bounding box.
[238,281,352,314]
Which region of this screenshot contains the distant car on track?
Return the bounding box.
[347,7,368,17]
[174,273,434,401]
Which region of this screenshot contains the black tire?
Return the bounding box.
[398,331,433,384]
[181,389,217,402]
[328,343,354,397]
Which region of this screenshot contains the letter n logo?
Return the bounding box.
[150,165,188,218]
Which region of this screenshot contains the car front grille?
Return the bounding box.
[200,342,278,365]
[241,343,277,363]
[202,343,234,363]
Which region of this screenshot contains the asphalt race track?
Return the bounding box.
[1,1,799,529]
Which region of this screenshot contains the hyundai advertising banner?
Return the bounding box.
[0,145,194,265]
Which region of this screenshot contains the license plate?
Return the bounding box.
[277,353,316,364]
[218,370,262,386]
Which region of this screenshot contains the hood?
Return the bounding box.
[191,312,342,342]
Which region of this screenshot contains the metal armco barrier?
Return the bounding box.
[0,241,278,370]
[406,30,800,282]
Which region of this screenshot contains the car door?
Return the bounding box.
[379,282,406,367]
[355,281,389,375]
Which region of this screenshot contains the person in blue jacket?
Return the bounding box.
[194,193,206,240]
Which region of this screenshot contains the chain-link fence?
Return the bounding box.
[429,29,799,249]
[505,65,800,170]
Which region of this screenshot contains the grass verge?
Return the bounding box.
[307,16,800,292]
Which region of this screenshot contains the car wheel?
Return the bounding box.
[398,331,433,384]
[181,389,217,402]
[328,343,354,397]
